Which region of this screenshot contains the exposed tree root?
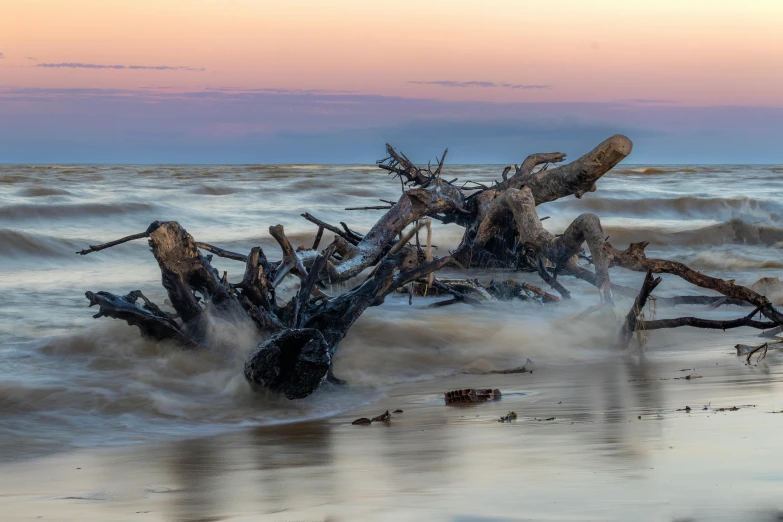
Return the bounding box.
[76,134,783,398]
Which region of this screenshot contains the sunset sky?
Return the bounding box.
[1,0,782,163]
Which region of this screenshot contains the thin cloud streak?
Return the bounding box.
[203,86,358,95]
[619,99,680,105]
[36,62,205,71]
[409,80,551,90]
[0,53,4,59]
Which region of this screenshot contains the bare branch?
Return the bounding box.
[195,242,248,262]
[616,270,662,350]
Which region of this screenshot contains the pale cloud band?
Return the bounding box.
[36,62,205,71]
[1,86,781,163]
[409,80,551,90]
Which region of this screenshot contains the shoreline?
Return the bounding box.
[2,336,782,521]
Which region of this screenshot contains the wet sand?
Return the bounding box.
[2,331,782,522]
[2,164,783,520]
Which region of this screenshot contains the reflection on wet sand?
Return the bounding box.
[3,340,782,521]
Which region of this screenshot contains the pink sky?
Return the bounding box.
[1,1,782,162]
[3,0,782,105]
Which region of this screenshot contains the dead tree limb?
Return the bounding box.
[85,290,198,347]
[609,241,783,323]
[76,222,163,255]
[345,205,395,211]
[194,242,248,262]
[641,314,776,332]
[269,224,308,288]
[429,279,483,306]
[563,262,748,307]
[301,213,359,245]
[616,270,662,350]
[488,135,632,205]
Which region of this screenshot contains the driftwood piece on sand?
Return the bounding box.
[76,134,783,399]
[444,388,502,404]
[736,339,783,364]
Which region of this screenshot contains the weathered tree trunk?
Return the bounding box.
[76,133,783,399]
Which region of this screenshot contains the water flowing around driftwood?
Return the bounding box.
[0,162,781,459]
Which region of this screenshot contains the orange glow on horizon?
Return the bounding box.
[1,0,782,106]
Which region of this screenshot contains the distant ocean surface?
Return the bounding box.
[1,163,782,460]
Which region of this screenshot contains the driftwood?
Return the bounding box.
[399,278,559,306]
[615,270,662,350]
[736,339,783,363]
[85,290,197,347]
[76,134,783,399]
[444,388,502,404]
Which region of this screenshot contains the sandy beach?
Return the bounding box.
[2,163,783,521]
[3,328,782,521]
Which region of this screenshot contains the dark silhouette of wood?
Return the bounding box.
[76,134,783,399]
[616,270,662,350]
[85,290,197,347]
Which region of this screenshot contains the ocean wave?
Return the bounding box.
[343,187,380,197]
[1,292,612,421]
[329,294,617,379]
[677,251,783,271]
[0,229,83,258]
[613,167,676,175]
[17,187,73,197]
[0,175,30,184]
[36,165,85,170]
[610,166,732,175]
[604,218,783,247]
[563,195,779,221]
[0,320,376,461]
[189,185,242,196]
[0,202,155,220]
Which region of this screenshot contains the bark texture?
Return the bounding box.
[76,133,783,399]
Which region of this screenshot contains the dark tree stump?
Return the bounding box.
[244,329,331,400]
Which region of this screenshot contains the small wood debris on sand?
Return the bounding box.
[445,388,502,405]
[352,409,395,425]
